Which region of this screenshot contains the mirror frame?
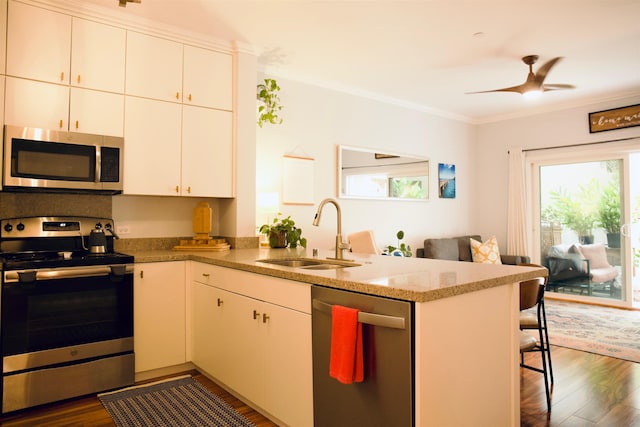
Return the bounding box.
[337,145,430,201]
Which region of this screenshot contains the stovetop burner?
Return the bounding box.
[0,216,133,271]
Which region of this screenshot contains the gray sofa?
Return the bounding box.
[415,235,530,265]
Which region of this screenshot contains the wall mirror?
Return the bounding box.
[338,145,429,200]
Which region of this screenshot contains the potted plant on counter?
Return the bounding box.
[259,213,307,249]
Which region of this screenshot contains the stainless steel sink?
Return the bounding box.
[256,258,361,269]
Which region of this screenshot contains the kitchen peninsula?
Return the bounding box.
[131,247,546,426]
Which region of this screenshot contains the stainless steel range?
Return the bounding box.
[0,216,134,413]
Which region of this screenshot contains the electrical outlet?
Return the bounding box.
[116,225,131,235]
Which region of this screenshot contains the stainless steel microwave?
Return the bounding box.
[3,125,124,194]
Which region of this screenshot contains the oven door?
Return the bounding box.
[2,265,134,371]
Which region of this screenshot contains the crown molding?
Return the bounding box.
[20,0,241,53]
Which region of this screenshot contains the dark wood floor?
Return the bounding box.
[2,350,640,426]
[0,370,277,427]
[521,346,640,426]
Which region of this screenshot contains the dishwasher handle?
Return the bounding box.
[312,299,406,330]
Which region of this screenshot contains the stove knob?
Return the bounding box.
[4,223,12,232]
[16,223,25,231]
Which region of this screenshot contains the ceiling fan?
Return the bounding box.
[467,55,575,95]
[119,0,141,7]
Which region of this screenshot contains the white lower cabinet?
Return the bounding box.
[191,263,312,427]
[134,262,186,373]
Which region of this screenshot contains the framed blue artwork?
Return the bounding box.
[438,163,456,199]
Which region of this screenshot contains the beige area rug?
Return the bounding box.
[543,299,640,363]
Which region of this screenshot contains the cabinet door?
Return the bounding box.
[191,283,241,388]
[181,106,233,197]
[123,97,182,196]
[6,1,71,84]
[183,46,232,111]
[134,262,186,373]
[71,18,126,93]
[5,77,69,129]
[0,0,7,73]
[126,32,183,102]
[70,88,124,136]
[225,293,265,406]
[263,305,313,427]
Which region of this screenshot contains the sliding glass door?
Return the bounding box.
[531,145,640,307]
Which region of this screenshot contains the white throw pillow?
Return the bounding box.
[470,236,502,264]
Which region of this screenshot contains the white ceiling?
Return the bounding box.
[79,0,640,123]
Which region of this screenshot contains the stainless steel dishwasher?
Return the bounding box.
[311,285,413,426]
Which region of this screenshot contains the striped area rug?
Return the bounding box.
[544,299,640,363]
[98,375,256,427]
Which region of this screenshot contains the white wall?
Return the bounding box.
[112,195,220,238]
[256,76,475,254]
[474,94,640,256]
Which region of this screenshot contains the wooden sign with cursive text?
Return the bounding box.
[589,104,640,133]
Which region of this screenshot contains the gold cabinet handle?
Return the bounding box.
[59,119,63,128]
[60,72,64,81]
[77,75,81,84]
[187,186,191,194]
[188,94,192,101]
[262,313,270,323]
[217,298,223,307]
[253,310,260,320]
[140,270,144,279]
[175,185,179,193]
[75,120,79,129]
[202,273,210,278]
[175,92,180,100]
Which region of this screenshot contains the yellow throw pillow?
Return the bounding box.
[470,236,502,264]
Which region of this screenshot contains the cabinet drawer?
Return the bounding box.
[190,262,311,314]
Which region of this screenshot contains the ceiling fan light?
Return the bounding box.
[523,89,542,99]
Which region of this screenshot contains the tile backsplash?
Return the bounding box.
[0,193,112,219]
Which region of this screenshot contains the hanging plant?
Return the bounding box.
[257,78,284,128]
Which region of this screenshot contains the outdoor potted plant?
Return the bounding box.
[259,213,307,249]
[548,183,599,244]
[598,179,621,248]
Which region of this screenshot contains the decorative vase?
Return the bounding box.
[269,230,288,248]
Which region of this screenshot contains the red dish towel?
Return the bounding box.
[329,305,364,384]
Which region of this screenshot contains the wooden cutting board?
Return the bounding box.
[173,238,230,251]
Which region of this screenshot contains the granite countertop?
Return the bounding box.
[127,247,547,303]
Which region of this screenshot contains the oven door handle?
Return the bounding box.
[4,265,134,283]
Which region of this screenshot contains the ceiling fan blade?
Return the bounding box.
[466,84,525,95]
[534,57,563,85]
[541,83,576,91]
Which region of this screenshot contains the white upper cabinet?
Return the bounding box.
[123,97,182,196]
[6,1,71,84]
[5,77,124,136]
[183,45,233,111]
[0,0,7,73]
[126,32,183,103]
[5,77,70,129]
[69,88,124,136]
[181,106,233,197]
[70,18,126,93]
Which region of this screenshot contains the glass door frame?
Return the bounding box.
[527,140,639,308]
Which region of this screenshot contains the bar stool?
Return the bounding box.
[519,275,552,411]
